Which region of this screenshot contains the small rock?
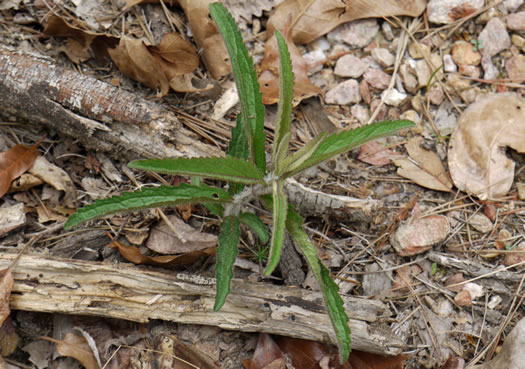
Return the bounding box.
[359,79,371,104]
[415,59,431,87]
[350,104,369,124]
[400,61,418,93]
[499,0,525,13]
[452,40,481,66]
[478,17,511,57]
[327,19,379,48]
[364,68,391,89]
[427,83,445,105]
[512,34,525,49]
[438,299,454,318]
[488,295,502,309]
[518,182,525,200]
[303,49,326,73]
[371,48,395,67]
[324,79,361,105]
[505,54,525,80]
[507,11,525,30]
[427,0,484,24]
[454,290,472,307]
[503,241,525,266]
[381,21,394,41]
[334,54,368,78]
[391,214,450,256]
[481,54,499,80]
[400,110,420,125]
[443,54,458,72]
[434,101,457,136]
[408,42,431,59]
[469,213,493,233]
[381,88,408,107]
[458,64,481,78]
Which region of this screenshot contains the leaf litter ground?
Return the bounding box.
[0,1,525,369]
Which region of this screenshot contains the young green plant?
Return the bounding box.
[65,3,415,362]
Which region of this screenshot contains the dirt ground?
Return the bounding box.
[0,0,525,368]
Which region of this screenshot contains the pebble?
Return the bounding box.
[481,55,499,80]
[327,19,379,48]
[350,104,369,124]
[426,83,445,105]
[458,64,481,78]
[415,59,431,88]
[303,49,326,73]
[381,88,408,107]
[381,21,394,41]
[507,11,525,31]
[443,54,458,72]
[512,34,525,49]
[408,42,431,59]
[324,79,361,105]
[427,0,484,24]
[505,54,525,80]
[364,68,391,89]
[451,40,481,66]
[359,79,371,104]
[334,54,368,78]
[469,213,493,233]
[371,48,395,67]
[499,0,525,13]
[478,17,511,57]
[434,101,457,136]
[400,61,418,93]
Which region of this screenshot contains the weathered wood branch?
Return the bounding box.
[1,254,404,355]
[0,47,221,160]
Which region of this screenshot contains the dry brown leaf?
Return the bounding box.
[42,333,100,369]
[147,215,217,254]
[149,32,200,76]
[108,36,170,97]
[0,139,41,199]
[267,0,426,45]
[393,137,453,192]
[258,25,322,105]
[176,0,232,79]
[448,93,525,200]
[242,334,284,369]
[0,269,14,327]
[29,156,77,208]
[358,141,403,166]
[108,236,216,268]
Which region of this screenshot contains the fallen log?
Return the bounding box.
[0,253,404,355]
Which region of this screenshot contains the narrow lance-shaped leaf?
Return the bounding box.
[286,120,415,177]
[239,212,269,245]
[286,205,351,363]
[214,215,241,311]
[279,131,327,177]
[129,157,265,184]
[227,115,250,195]
[271,30,294,171]
[209,3,266,172]
[65,184,232,229]
[264,180,287,276]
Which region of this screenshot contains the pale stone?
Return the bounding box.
[371,48,395,67]
[427,0,484,24]
[478,17,511,57]
[324,79,361,105]
[334,54,368,78]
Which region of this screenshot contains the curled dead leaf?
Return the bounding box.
[393,137,453,192]
[258,26,322,105]
[0,139,41,199]
[267,0,427,45]
[149,32,200,76]
[42,332,100,369]
[448,93,525,200]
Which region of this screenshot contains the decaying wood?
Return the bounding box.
[0,253,404,355]
[0,47,221,160]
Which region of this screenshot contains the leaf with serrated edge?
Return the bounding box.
[264,180,287,276]
[129,157,264,184]
[209,3,266,172]
[271,30,294,171]
[239,212,269,244]
[279,132,327,177]
[274,131,290,174]
[286,205,351,363]
[286,120,415,177]
[65,184,231,229]
[227,115,249,160]
[214,215,240,311]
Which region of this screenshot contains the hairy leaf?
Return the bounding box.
[214,215,241,311]
[279,132,328,177]
[271,30,294,170]
[227,115,250,195]
[239,212,269,245]
[129,156,265,184]
[285,120,414,177]
[65,184,231,229]
[286,205,351,363]
[209,3,266,172]
[264,180,287,276]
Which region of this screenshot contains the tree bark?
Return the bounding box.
[1,253,404,356]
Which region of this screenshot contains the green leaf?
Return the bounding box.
[209,3,266,172]
[285,120,415,177]
[278,132,328,177]
[129,157,265,184]
[274,131,290,174]
[227,115,249,160]
[65,184,231,229]
[239,212,269,244]
[286,205,351,363]
[214,215,240,311]
[271,30,294,171]
[264,180,287,276]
